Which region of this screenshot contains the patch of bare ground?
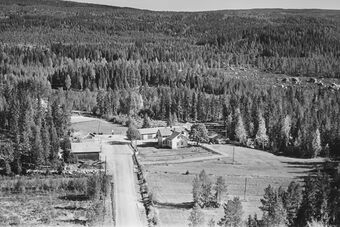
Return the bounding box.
[0,172,113,226]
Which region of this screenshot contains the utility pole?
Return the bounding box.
[97,120,101,134]
[244,177,247,201]
[232,146,235,164]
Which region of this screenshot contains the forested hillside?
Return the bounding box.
[0,0,340,174]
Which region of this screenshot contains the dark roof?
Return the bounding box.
[157,128,173,137]
[165,131,188,141]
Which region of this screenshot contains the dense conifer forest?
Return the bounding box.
[0,1,340,166]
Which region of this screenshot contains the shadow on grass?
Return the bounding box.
[282,161,324,179]
[154,201,194,209]
[62,219,87,225]
[59,194,89,201]
[55,205,87,211]
[108,141,130,145]
[137,142,158,148]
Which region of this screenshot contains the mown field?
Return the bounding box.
[71,116,127,136]
[141,144,324,226]
[138,145,217,164]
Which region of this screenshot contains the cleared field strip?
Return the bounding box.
[141,154,223,165]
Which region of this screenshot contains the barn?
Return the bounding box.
[71,141,101,160]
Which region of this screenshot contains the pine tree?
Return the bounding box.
[235,113,247,145]
[50,124,59,164]
[255,112,269,149]
[32,125,44,167]
[188,204,205,227]
[281,115,291,149]
[215,176,227,206]
[142,114,151,128]
[190,124,209,145]
[126,123,141,141]
[311,128,322,158]
[261,185,288,226]
[61,136,71,163]
[218,197,243,227]
[41,122,51,164]
[283,181,303,226]
[65,74,72,90]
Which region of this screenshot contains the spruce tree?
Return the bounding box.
[41,122,51,164]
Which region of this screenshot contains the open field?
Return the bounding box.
[71,115,127,136]
[141,144,324,226]
[138,145,220,164]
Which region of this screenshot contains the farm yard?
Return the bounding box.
[139,144,324,226]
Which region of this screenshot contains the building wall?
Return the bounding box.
[73,152,100,161]
[168,137,188,149]
[142,133,156,140]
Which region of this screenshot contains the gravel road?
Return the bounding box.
[102,141,143,227]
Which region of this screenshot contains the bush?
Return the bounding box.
[87,174,101,200]
[14,178,25,193]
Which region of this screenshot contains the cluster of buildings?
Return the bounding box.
[138,124,192,149]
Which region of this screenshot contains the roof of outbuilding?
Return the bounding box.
[138,127,161,135]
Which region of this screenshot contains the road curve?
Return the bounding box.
[102,142,143,227]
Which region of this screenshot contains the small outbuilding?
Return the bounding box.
[71,141,101,161]
[138,128,160,140]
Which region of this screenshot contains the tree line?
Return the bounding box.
[0,75,70,174]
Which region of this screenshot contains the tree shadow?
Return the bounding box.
[59,194,89,201]
[108,141,130,145]
[154,201,194,209]
[281,161,324,180]
[138,142,158,148]
[55,205,87,211]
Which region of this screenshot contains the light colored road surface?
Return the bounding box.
[102,141,143,227]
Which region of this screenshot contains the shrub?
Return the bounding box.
[87,174,101,200]
[14,178,25,193]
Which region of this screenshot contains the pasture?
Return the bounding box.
[138,145,219,164]
[140,144,324,226]
[71,115,127,136]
